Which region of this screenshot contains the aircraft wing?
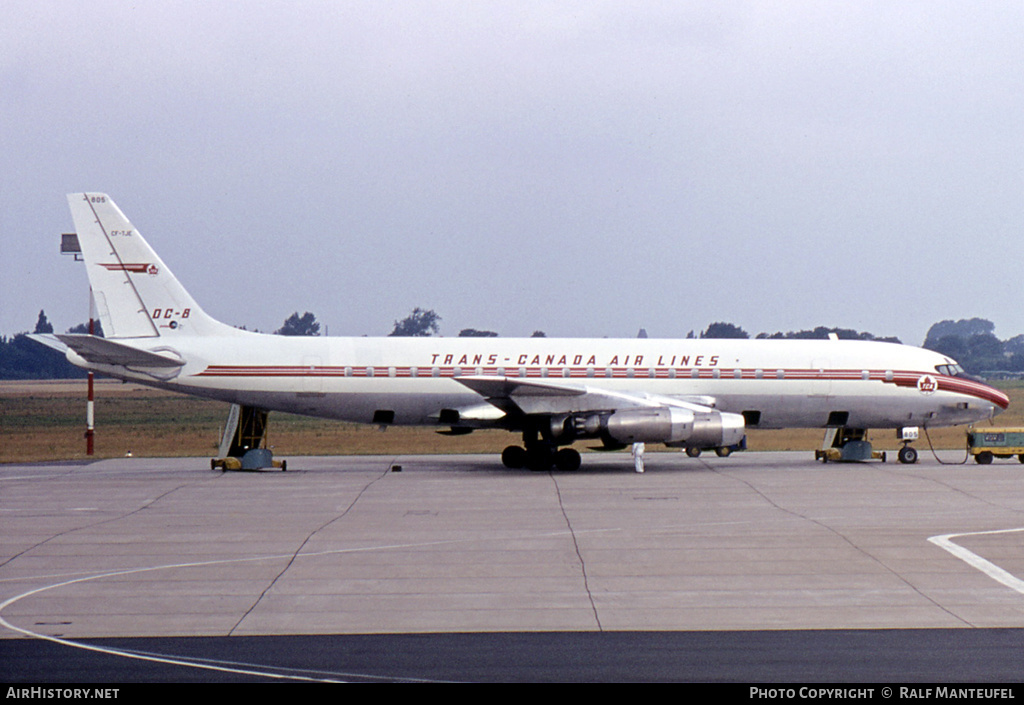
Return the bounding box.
[51,334,185,368]
[455,375,719,416]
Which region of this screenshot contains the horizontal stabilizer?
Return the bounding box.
[26,333,69,355]
[55,334,185,368]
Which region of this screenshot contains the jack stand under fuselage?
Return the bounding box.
[815,427,888,463]
[210,404,287,471]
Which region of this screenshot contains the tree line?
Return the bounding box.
[0,311,95,380]
[3,309,1021,379]
[699,318,1023,375]
[921,318,1024,376]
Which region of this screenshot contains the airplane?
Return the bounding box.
[31,193,1009,471]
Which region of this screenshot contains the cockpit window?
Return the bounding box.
[935,363,966,377]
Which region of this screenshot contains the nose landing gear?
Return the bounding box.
[897,444,918,464]
[896,427,920,464]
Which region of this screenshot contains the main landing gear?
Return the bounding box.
[502,443,581,471]
[502,423,583,471]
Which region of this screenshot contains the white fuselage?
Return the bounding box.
[77,332,1008,432]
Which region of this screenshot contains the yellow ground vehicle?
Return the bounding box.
[967,428,1024,464]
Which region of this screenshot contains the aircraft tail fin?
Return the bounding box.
[67,193,232,338]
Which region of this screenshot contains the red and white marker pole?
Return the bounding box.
[86,295,95,455]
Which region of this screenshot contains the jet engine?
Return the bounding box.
[548,407,746,449]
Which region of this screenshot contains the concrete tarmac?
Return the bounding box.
[2,451,1024,680]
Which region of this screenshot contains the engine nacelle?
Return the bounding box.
[685,410,747,449]
[551,407,744,448]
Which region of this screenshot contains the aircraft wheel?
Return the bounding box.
[715,446,732,458]
[526,445,555,471]
[897,445,918,464]
[1018,454,1023,464]
[685,446,702,458]
[554,447,582,471]
[502,445,527,469]
[975,451,993,465]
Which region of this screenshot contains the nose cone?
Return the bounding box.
[940,377,1009,415]
[992,387,1011,411]
[975,382,1010,414]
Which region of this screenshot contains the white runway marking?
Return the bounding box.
[0,560,352,682]
[0,526,620,681]
[928,527,1024,595]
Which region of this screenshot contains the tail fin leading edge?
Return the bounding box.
[68,193,224,338]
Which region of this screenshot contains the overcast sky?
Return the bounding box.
[2,1,1021,345]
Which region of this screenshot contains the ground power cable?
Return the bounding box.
[922,425,969,465]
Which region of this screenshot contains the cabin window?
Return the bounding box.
[691,368,700,379]
[410,366,418,378]
[755,369,763,379]
[776,369,785,380]
[712,369,720,379]
[431,367,440,378]
[861,370,869,381]
[733,369,742,379]
[366,366,375,378]
[344,366,352,377]
[388,367,396,378]
[586,367,595,378]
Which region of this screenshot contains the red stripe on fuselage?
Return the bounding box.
[887,373,1009,409]
[194,365,1009,409]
